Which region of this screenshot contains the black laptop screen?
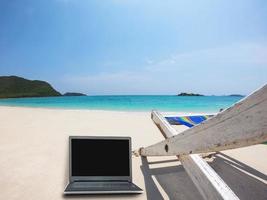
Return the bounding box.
[71,139,130,176]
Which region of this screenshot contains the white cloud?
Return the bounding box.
[63,71,157,94]
[145,42,267,72]
[61,42,267,95]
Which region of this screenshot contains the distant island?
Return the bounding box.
[63,92,87,96]
[228,94,245,97]
[0,76,61,98]
[177,92,204,96]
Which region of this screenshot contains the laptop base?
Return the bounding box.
[64,181,143,194]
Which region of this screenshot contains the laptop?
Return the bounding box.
[64,136,143,194]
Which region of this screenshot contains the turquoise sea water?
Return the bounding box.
[0,95,243,113]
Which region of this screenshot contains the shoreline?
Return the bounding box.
[0,105,218,116]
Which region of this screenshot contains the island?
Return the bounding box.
[63,92,87,96]
[0,76,61,98]
[228,94,245,97]
[177,92,204,96]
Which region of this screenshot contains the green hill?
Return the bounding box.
[0,76,61,98]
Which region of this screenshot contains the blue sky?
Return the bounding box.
[0,0,266,95]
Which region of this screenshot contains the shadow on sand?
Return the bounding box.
[141,153,267,200]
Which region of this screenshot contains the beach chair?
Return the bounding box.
[135,84,267,200]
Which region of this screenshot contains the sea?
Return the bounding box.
[0,95,243,113]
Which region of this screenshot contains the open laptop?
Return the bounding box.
[64,136,143,194]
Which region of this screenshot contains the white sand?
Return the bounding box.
[0,106,266,200]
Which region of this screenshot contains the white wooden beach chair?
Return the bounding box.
[134,84,267,200]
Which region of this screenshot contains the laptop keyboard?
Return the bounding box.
[72,181,133,188]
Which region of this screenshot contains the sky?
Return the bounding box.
[0,0,267,95]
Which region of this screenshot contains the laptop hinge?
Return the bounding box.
[72,180,129,183]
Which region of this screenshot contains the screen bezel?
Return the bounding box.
[69,136,132,182]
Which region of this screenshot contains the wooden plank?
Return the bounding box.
[150,110,178,138]
[148,110,239,200]
[180,154,239,200]
[139,84,267,156]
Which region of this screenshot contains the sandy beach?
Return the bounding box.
[0,106,266,200]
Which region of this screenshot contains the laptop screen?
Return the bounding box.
[71,138,130,177]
